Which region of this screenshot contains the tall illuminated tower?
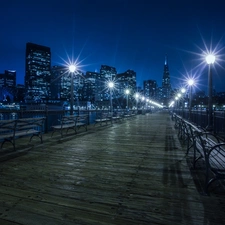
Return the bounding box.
[162,54,171,105]
[25,42,51,103]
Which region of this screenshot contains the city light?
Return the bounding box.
[134,93,139,99]
[108,81,115,113]
[125,89,130,109]
[181,88,186,93]
[125,89,130,95]
[206,54,216,64]
[69,64,76,73]
[108,81,114,89]
[187,78,194,86]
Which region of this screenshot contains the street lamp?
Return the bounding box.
[188,79,194,121]
[69,64,77,115]
[181,88,186,118]
[134,93,139,112]
[125,89,130,110]
[141,96,145,109]
[177,93,181,110]
[206,54,215,131]
[108,81,114,113]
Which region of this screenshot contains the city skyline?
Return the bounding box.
[1,0,225,92]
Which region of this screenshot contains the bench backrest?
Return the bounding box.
[16,117,46,133]
[75,115,88,124]
[0,120,16,137]
[208,143,225,174]
[61,115,76,127]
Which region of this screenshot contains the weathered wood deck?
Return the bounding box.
[0,111,225,225]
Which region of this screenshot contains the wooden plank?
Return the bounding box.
[0,112,225,224]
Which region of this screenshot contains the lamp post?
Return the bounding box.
[125,89,130,110]
[141,96,145,111]
[177,93,181,109]
[69,64,76,115]
[181,88,186,118]
[206,54,215,131]
[108,81,114,113]
[188,79,194,121]
[135,93,139,112]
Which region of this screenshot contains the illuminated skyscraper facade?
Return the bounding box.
[116,69,136,96]
[143,80,157,100]
[83,71,98,103]
[25,42,51,103]
[0,70,16,102]
[98,65,117,102]
[161,54,171,105]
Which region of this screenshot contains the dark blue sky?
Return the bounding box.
[1,0,225,92]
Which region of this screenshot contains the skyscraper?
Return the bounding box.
[161,54,171,105]
[0,70,16,102]
[143,80,157,100]
[51,65,68,100]
[98,65,117,102]
[117,69,137,96]
[4,70,16,87]
[25,42,51,103]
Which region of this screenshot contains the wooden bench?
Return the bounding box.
[192,128,225,194]
[51,114,88,137]
[94,112,112,126]
[174,114,225,194]
[0,117,46,151]
[111,111,124,122]
[173,114,203,155]
[124,110,134,119]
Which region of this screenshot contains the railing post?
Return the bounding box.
[87,108,90,125]
[45,105,48,133]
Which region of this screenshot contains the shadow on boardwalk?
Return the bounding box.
[0,111,225,225]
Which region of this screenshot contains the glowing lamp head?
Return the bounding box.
[108,81,114,89]
[69,64,76,73]
[135,93,139,99]
[181,88,186,93]
[125,89,130,95]
[206,54,215,64]
[188,79,194,86]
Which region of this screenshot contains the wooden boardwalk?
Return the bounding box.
[0,111,225,225]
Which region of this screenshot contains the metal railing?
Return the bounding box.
[173,108,225,141]
[0,107,146,134]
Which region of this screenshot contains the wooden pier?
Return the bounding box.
[0,111,225,225]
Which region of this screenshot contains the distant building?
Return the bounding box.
[96,65,117,104]
[161,54,172,105]
[143,80,157,100]
[100,65,117,80]
[83,71,98,103]
[51,65,68,100]
[4,70,16,87]
[51,65,84,106]
[0,70,16,102]
[25,42,51,103]
[116,69,136,94]
[116,69,136,109]
[14,84,26,103]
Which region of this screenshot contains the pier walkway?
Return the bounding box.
[0,111,225,225]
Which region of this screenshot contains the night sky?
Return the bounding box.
[1,0,225,92]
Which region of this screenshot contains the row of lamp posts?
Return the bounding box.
[172,53,215,131]
[108,81,131,113]
[69,52,215,130]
